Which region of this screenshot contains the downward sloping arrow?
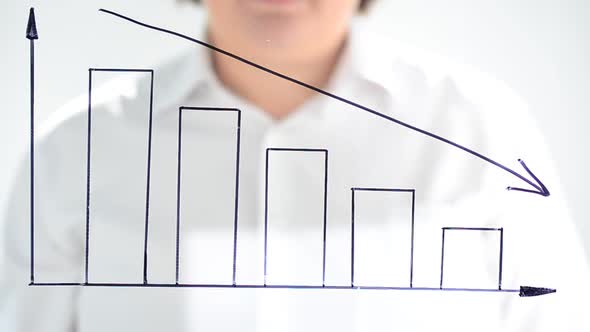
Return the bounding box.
[98,8,550,197]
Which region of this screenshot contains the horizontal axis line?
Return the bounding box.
[29,282,519,293]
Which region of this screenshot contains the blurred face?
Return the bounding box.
[202,0,360,63]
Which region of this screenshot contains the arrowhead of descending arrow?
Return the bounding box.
[519,286,556,297]
[506,159,550,197]
[26,8,38,40]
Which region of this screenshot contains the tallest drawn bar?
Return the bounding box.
[84,68,155,284]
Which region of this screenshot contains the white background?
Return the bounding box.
[0,0,588,264]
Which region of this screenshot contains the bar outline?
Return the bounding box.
[174,106,242,285]
[350,188,416,288]
[142,70,155,284]
[263,148,329,287]
[84,68,154,285]
[439,227,505,290]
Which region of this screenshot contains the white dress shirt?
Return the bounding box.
[1,17,589,331]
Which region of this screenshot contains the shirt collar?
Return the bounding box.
[344,17,419,108]
[143,15,408,118]
[139,19,213,117]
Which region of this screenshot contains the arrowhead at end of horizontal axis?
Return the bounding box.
[26,8,39,40]
[519,286,556,297]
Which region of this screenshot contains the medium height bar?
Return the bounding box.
[174,107,241,285]
[350,188,416,288]
[264,148,329,286]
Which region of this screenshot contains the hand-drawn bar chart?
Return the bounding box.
[25,8,556,297]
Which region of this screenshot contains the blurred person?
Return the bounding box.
[1,0,589,331]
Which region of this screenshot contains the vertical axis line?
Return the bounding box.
[29,39,35,285]
[351,189,355,287]
[142,71,155,285]
[263,149,270,286]
[498,227,504,290]
[439,228,446,289]
[231,111,242,286]
[174,108,183,285]
[409,190,415,288]
[321,151,329,287]
[84,69,93,285]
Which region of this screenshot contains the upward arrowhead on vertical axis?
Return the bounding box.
[26,8,38,40]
